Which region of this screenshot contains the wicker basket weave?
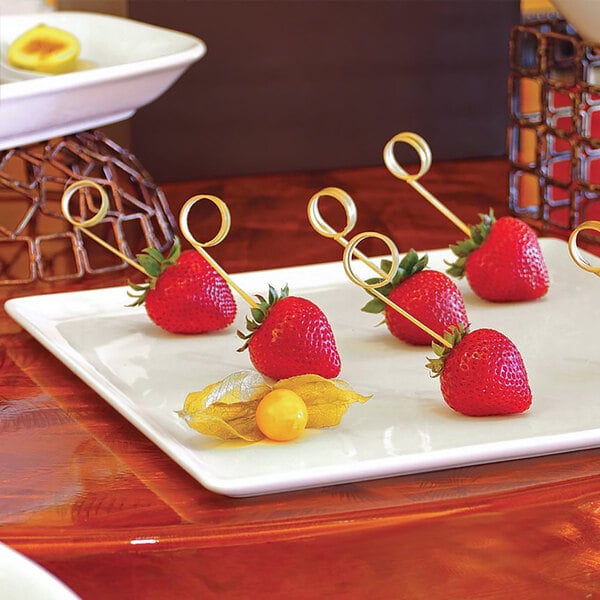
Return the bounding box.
[0,130,176,285]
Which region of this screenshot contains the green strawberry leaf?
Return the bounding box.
[380,258,394,274]
[250,307,265,323]
[143,247,166,263]
[425,323,469,377]
[237,284,289,352]
[444,255,467,278]
[137,254,163,278]
[446,210,495,278]
[361,297,387,314]
[268,285,277,305]
[400,249,418,274]
[361,249,428,314]
[126,238,181,306]
[166,239,181,262]
[126,281,151,307]
[415,254,428,272]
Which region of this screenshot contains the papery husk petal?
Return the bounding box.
[182,370,270,413]
[179,370,270,441]
[273,374,371,428]
[179,398,264,441]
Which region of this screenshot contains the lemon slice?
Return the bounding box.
[7,23,80,75]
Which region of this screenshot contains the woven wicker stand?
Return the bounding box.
[0,130,176,285]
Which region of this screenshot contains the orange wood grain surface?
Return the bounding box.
[1,158,599,599]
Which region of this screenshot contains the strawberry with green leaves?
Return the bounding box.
[361,249,469,346]
[426,324,532,416]
[446,210,549,302]
[237,285,341,380]
[128,239,236,334]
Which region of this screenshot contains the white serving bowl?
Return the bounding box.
[0,11,206,150]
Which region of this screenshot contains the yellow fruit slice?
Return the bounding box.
[7,24,80,75]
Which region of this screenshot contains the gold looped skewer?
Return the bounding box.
[342,231,452,349]
[61,180,147,275]
[308,186,452,348]
[307,186,389,280]
[179,195,258,308]
[383,131,471,238]
[568,220,600,277]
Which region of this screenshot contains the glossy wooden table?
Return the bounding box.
[2,158,600,599]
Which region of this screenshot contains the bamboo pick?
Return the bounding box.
[307,187,391,281]
[383,131,471,238]
[61,180,148,275]
[307,186,452,349]
[568,220,600,277]
[179,195,259,308]
[342,231,453,349]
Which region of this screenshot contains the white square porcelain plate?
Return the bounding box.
[0,11,205,149]
[5,238,600,497]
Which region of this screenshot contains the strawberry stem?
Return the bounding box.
[445,209,495,278]
[126,238,181,306]
[361,250,428,315]
[425,324,469,377]
[236,284,289,352]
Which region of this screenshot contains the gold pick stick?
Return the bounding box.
[568,220,600,277]
[308,188,450,347]
[179,195,258,308]
[343,231,453,349]
[61,180,147,275]
[383,131,471,238]
[307,186,389,279]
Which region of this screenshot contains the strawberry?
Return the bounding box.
[128,239,236,333]
[446,210,549,302]
[426,324,532,416]
[237,285,341,380]
[361,250,469,345]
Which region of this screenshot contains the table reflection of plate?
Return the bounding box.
[0,11,205,150]
[5,238,600,497]
[0,542,79,600]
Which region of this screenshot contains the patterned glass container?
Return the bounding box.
[508,18,600,244]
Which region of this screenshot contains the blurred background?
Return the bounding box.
[2,0,564,182]
[39,0,530,181]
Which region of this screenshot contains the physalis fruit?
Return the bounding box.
[256,389,308,441]
[178,370,370,443]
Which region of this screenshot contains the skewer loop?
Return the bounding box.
[383,131,432,183]
[383,132,471,237]
[61,180,147,274]
[308,187,388,279]
[568,220,600,276]
[179,195,258,308]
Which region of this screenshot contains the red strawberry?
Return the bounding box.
[237,285,341,380]
[426,325,532,416]
[362,250,469,345]
[446,210,549,302]
[128,239,236,333]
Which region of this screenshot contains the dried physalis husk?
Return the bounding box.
[178,370,371,442]
[271,374,370,429]
[178,370,269,441]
